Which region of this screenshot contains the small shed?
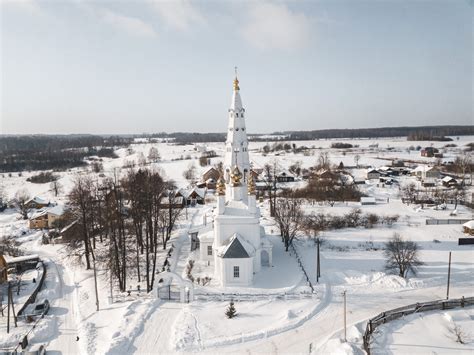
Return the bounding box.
[4,254,40,273]
[462,220,474,236]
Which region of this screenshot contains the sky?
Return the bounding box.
[0,0,472,135]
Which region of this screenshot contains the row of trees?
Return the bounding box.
[67,168,183,293]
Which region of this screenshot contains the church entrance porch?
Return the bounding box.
[156,271,194,303]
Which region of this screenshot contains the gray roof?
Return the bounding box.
[222,237,250,259]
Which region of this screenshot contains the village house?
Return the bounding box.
[198,167,221,189]
[366,168,380,180]
[442,176,458,187]
[412,166,441,180]
[0,255,8,283]
[275,171,295,183]
[29,205,65,229]
[177,187,206,206]
[59,220,83,243]
[420,147,439,157]
[25,196,50,209]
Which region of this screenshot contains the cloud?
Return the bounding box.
[102,9,157,37]
[1,0,42,15]
[241,2,311,51]
[150,0,205,31]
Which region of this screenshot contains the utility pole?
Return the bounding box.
[316,237,321,283]
[446,251,452,300]
[7,282,10,334]
[343,290,347,342]
[93,258,100,311]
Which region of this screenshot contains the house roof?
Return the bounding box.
[26,196,49,205]
[360,197,376,203]
[4,254,40,264]
[367,169,379,174]
[222,234,250,259]
[30,205,65,220]
[463,220,474,229]
[60,220,79,234]
[442,176,456,182]
[178,187,206,199]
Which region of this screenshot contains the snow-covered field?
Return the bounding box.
[0,135,473,354]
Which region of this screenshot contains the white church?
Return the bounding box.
[197,74,273,287]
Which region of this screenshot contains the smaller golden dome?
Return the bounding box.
[216,176,226,196]
[233,77,240,91]
[230,165,242,186]
[248,176,256,195]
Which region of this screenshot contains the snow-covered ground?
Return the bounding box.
[0,135,473,354]
[372,307,474,354]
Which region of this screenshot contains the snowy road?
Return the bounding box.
[24,240,82,355]
[129,301,184,354]
[44,258,81,355]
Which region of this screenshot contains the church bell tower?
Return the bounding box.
[223,69,251,201]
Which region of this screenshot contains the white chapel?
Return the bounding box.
[197,73,273,287]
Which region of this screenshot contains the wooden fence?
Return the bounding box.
[17,261,47,316]
[425,219,470,225]
[290,244,315,292]
[362,296,474,354]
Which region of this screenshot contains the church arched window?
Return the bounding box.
[236,113,239,117]
[236,128,239,131]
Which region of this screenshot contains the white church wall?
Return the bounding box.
[221,257,253,286]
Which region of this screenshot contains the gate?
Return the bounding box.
[157,284,181,301]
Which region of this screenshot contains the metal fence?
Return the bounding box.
[362,296,474,354]
[425,219,470,225]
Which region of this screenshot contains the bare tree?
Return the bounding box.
[50,180,63,197]
[384,233,423,278]
[263,160,280,217]
[14,188,30,220]
[148,147,161,163]
[273,198,304,251]
[401,182,417,204]
[354,154,361,167]
[454,153,472,186]
[68,176,95,270]
[317,152,331,170]
[183,163,197,183]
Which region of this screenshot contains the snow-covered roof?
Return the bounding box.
[178,187,206,199]
[4,254,40,264]
[463,220,474,229]
[29,205,65,220]
[360,197,376,203]
[60,220,79,234]
[442,176,456,182]
[26,196,49,205]
[367,169,379,174]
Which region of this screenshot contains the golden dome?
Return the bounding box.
[248,176,256,195]
[230,165,242,186]
[216,176,226,195]
[233,77,240,91]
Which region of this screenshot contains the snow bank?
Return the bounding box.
[105,299,161,355]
